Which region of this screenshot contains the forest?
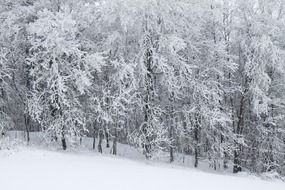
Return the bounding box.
[0,0,285,177]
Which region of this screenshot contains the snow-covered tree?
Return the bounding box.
[27,7,103,149]
[1,0,285,177]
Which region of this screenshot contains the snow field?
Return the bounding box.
[0,148,284,190]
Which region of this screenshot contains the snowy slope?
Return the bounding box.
[0,148,284,190]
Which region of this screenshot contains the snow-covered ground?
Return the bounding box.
[3,131,232,171]
[0,147,284,190]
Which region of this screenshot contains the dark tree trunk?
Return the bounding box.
[112,137,117,155]
[53,131,58,142]
[24,113,30,143]
[98,130,103,154]
[194,147,198,168]
[142,124,151,159]
[169,120,174,163]
[61,124,67,150]
[112,131,117,155]
[142,33,155,159]
[233,150,241,173]
[61,138,67,150]
[92,121,96,150]
[105,126,110,148]
[194,113,200,168]
[220,133,229,169]
[170,146,174,163]
[61,133,67,150]
[233,94,245,173]
[92,136,96,150]
[112,123,118,155]
[79,137,82,145]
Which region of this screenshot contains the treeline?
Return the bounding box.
[0,0,285,175]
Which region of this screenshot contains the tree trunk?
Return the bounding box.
[233,150,241,173]
[105,126,110,148]
[98,129,103,153]
[142,124,151,159]
[112,128,117,155]
[112,138,117,155]
[61,132,67,150]
[194,146,198,168]
[170,145,174,163]
[24,113,30,143]
[92,135,96,150]
[169,118,174,163]
[79,137,82,145]
[142,34,154,159]
[194,113,200,168]
[92,121,96,150]
[233,95,245,173]
[53,131,58,142]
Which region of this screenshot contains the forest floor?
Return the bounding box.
[0,145,284,190]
